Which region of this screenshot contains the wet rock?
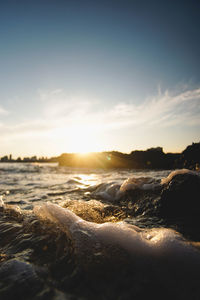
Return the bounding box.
[160,172,200,219]
[0,259,44,299]
[158,172,200,240]
[120,188,161,219]
[35,288,73,300]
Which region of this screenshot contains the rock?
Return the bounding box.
[160,171,200,219]
[0,259,43,299]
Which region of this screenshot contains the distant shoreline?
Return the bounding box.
[1,142,199,170]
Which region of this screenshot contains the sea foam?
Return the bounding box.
[161,168,199,185]
[34,202,200,264]
[120,176,160,192]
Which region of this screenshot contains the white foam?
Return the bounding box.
[161,169,198,185]
[93,183,121,201]
[120,177,160,192]
[34,203,200,262]
[0,196,4,207]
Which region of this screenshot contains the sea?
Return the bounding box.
[0,163,200,300]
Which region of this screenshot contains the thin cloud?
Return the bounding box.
[38,89,93,118]
[0,120,53,141]
[34,86,200,132]
[102,86,200,130]
[0,86,199,143]
[0,105,9,115]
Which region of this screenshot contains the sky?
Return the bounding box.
[0,0,200,157]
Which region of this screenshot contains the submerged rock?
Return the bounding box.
[61,199,124,223]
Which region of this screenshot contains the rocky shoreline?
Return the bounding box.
[58,142,200,170]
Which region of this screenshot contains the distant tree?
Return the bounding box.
[1,156,9,162]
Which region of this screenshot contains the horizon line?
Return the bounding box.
[1,142,199,160]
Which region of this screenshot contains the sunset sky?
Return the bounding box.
[0,0,200,157]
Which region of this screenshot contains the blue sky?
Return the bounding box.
[0,0,200,157]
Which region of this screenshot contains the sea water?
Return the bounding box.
[0,163,200,300]
[0,163,170,209]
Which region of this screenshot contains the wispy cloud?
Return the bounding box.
[0,86,199,146]
[102,87,200,130]
[0,105,9,116]
[38,88,92,119]
[37,86,200,129]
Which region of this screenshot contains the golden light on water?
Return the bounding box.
[77,174,98,186]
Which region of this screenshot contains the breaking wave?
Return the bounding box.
[1,165,200,299]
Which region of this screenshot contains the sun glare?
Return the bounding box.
[50,123,102,154]
[77,150,90,155]
[69,125,99,154]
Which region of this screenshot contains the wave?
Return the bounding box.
[1,199,200,299]
[1,169,200,299]
[34,202,200,261]
[90,169,200,202]
[161,168,198,184]
[0,163,58,174]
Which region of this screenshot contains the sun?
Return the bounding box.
[77,150,91,155]
[70,129,99,154]
[68,124,104,154]
[50,124,103,154]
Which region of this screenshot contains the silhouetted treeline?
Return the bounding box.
[0,155,58,163]
[58,142,200,170]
